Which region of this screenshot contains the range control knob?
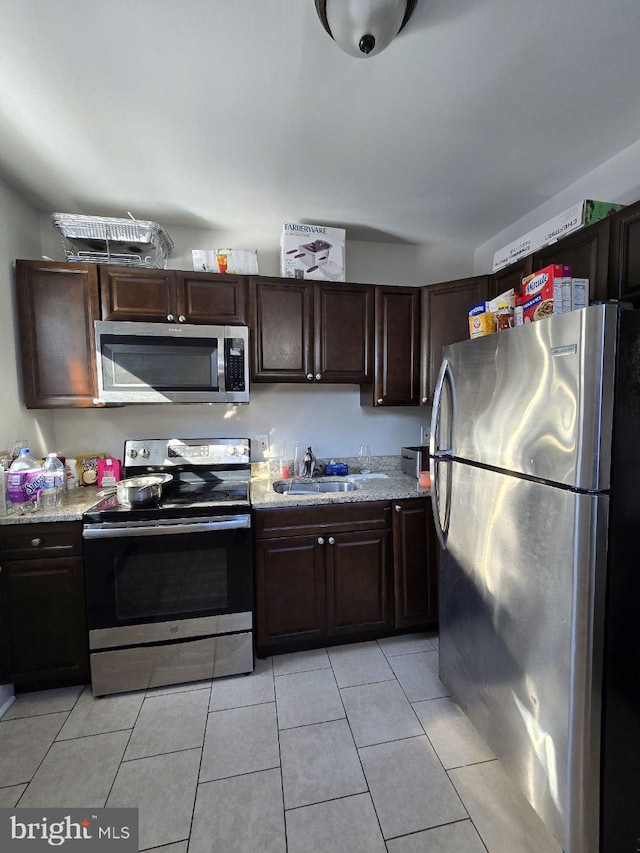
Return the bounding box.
[139,448,150,459]
[128,449,138,459]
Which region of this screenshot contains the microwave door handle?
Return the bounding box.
[217,340,226,393]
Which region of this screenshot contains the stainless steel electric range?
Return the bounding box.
[82,437,253,696]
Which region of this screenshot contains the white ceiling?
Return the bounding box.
[2,0,640,248]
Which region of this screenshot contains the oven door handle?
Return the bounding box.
[82,516,251,539]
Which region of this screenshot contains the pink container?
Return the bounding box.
[97,457,121,488]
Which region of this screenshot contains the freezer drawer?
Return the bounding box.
[438,460,607,853]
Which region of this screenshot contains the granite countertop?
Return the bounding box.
[250,473,431,510]
[0,487,102,525]
[1,468,432,524]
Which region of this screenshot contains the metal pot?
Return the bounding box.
[96,473,173,506]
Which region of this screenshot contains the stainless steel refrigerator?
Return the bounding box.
[429,304,640,853]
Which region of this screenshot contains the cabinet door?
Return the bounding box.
[175,272,248,324]
[17,260,101,408]
[392,499,438,629]
[326,529,392,637]
[532,218,611,304]
[362,286,420,406]
[490,256,533,298]
[2,556,89,688]
[255,536,326,651]
[315,283,374,383]
[250,277,314,381]
[99,267,176,321]
[421,276,491,404]
[608,200,640,305]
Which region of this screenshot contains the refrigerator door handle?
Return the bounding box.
[429,358,455,550]
[430,454,450,550]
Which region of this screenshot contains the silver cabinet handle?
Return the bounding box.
[178,315,186,323]
[307,373,313,380]
[315,373,322,380]
[328,536,335,545]
[31,538,42,547]
[167,314,174,322]
[394,505,402,512]
[318,537,325,545]
[377,398,384,404]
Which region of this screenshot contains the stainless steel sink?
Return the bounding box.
[273,479,357,495]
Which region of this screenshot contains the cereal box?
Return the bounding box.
[571,278,588,311]
[521,264,564,323]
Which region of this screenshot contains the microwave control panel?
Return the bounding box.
[225,338,246,392]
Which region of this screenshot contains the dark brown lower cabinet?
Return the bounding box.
[255,535,326,649]
[392,498,438,629]
[326,529,392,637]
[255,498,435,656]
[0,523,89,691]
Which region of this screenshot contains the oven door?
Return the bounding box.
[83,514,253,650]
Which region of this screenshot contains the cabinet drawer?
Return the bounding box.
[0,522,83,559]
[254,501,391,539]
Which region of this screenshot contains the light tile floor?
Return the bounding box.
[0,634,562,852]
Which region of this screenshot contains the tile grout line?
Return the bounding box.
[389,647,491,852]
[327,645,387,844]
[101,686,151,809]
[185,683,214,850]
[270,656,289,852]
[14,710,73,805]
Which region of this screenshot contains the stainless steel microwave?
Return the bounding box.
[95,321,249,404]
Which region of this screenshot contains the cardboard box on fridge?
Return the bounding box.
[492,200,625,272]
[521,264,564,323]
[280,223,346,281]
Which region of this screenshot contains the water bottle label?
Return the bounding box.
[7,470,44,503]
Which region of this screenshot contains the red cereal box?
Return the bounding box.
[521,264,564,323]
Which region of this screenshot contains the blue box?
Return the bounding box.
[324,463,348,476]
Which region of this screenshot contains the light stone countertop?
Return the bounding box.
[250,472,431,510]
[0,487,102,525]
[0,462,432,524]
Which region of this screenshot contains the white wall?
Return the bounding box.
[473,138,640,274]
[37,215,464,459]
[40,218,473,286]
[0,178,55,457]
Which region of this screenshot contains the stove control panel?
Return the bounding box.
[124,438,251,469]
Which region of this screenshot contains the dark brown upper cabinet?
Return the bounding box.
[361,286,420,407]
[420,275,491,404]
[250,277,314,381]
[608,199,640,305]
[16,260,101,408]
[531,217,611,304]
[250,276,373,384]
[100,266,248,324]
[314,282,373,383]
[490,256,533,298]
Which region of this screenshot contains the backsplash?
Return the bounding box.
[254,454,402,480]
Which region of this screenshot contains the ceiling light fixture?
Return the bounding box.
[315,0,418,58]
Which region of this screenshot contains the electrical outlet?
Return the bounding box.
[421,426,430,445]
[256,434,269,454]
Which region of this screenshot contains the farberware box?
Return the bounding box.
[280,223,346,281]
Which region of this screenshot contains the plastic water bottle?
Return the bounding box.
[7,448,44,514]
[42,452,65,509]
